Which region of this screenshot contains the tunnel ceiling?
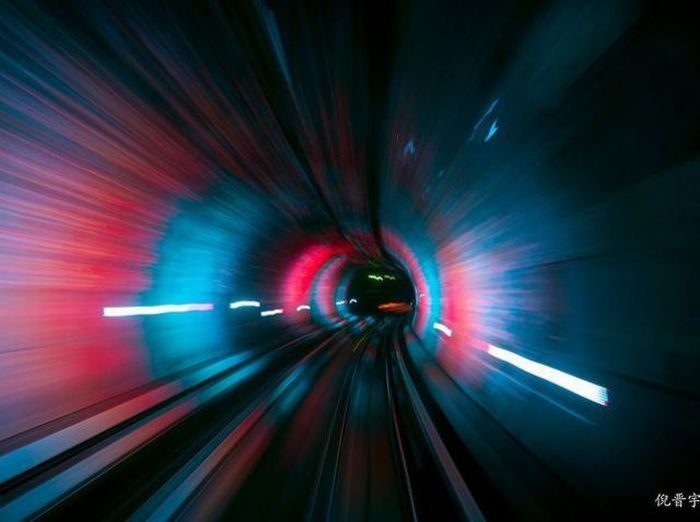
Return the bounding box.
[1,1,699,520]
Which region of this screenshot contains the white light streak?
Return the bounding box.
[433,322,452,337]
[260,308,284,317]
[229,300,261,309]
[103,304,213,317]
[487,345,609,406]
[349,298,357,304]
[296,305,310,311]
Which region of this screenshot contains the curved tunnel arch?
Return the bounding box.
[1,1,699,520]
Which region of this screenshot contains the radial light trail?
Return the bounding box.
[484,119,499,142]
[229,301,262,309]
[103,304,214,317]
[487,345,609,406]
[433,322,453,337]
[260,309,284,317]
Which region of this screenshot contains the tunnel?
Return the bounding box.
[344,265,415,317]
[1,1,699,520]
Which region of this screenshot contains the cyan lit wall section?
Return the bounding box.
[1,1,698,520]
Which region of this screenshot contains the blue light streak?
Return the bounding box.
[484,119,499,142]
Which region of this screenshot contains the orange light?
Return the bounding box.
[377,302,412,313]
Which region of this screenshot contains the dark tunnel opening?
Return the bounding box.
[344,264,416,317]
[1,1,700,521]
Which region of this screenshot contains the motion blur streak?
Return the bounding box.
[487,345,609,406]
[103,304,214,317]
[433,322,453,337]
[260,309,284,317]
[0,1,699,520]
[230,301,262,310]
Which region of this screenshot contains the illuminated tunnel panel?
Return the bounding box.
[1,2,699,521]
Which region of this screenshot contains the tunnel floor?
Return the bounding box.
[25,320,498,521]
